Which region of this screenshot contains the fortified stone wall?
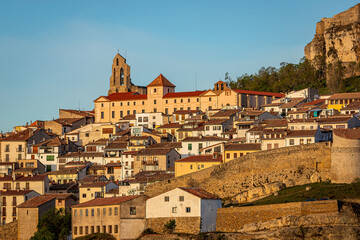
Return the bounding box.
[145,143,331,203]
[331,134,360,183]
[146,217,201,234]
[216,200,339,232]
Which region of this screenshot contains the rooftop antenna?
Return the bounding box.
[78,101,81,111]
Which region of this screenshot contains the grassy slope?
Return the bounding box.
[237,182,360,207]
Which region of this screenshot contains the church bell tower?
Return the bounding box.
[108,53,131,95]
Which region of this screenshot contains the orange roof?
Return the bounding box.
[333,129,360,139]
[147,74,176,87]
[73,195,146,208]
[106,92,147,101]
[163,91,206,99]
[179,187,220,199]
[234,89,284,98]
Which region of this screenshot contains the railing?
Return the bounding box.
[16,148,24,152]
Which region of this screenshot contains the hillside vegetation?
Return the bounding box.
[225,57,360,94]
[237,182,360,207]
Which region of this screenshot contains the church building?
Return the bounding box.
[94,54,284,124]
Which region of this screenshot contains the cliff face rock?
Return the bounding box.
[305,4,360,75]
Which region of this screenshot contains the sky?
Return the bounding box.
[0,0,359,132]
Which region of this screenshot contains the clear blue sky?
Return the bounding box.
[0,0,358,132]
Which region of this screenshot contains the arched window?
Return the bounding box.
[216,84,219,90]
[120,68,124,85]
[113,68,116,85]
[116,58,119,66]
[221,83,224,90]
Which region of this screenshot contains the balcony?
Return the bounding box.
[142,161,158,166]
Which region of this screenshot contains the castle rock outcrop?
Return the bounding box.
[305,4,360,76]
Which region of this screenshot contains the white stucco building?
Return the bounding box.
[146,187,222,233]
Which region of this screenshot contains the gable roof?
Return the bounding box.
[17,194,56,208]
[233,89,284,98]
[136,147,175,156]
[225,143,261,151]
[147,74,175,87]
[73,195,145,208]
[328,92,360,100]
[286,130,318,137]
[179,187,220,200]
[163,91,206,99]
[333,129,360,139]
[211,109,241,118]
[101,92,148,102]
[0,129,35,142]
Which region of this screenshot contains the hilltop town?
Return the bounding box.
[1,52,360,240]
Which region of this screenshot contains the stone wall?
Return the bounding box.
[331,134,360,183]
[146,217,201,234]
[216,200,339,232]
[0,220,18,240]
[145,143,331,203]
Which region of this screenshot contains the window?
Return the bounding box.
[127,110,130,115]
[154,108,157,113]
[5,154,9,162]
[142,101,145,105]
[25,182,30,190]
[138,117,142,122]
[103,208,106,216]
[112,111,115,118]
[103,226,106,233]
[114,207,118,215]
[85,209,88,216]
[80,209,83,217]
[197,98,199,102]
[130,207,136,215]
[179,196,184,201]
[154,88,157,93]
[172,207,177,213]
[112,103,114,107]
[127,102,130,106]
[91,208,94,216]
[174,99,177,103]
[165,100,168,104]
[133,110,136,114]
[190,165,193,169]
[188,98,190,102]
[85,226,89,234]
[186,207,191,213]
[198,143,203,149]
[164,196,169,202]
[209,106,212,110]
[97,226,100,233]
[46,155,54,161]
[234,153,237,158]
[80,226,83,235]
[114,225,118,233]
[307,138,312,144]
[134,101,136,105]
[289,139,295,146]
[82,194,86,198]
[154,100,156,104]
[74,227,77,235]
[226,153,230,159]
[74,210,77,217]
[109,207,112,216]
[108,225,112,234]
[142,109,145,113]
[188,144,192,150]
[5,145,9,152]
[101,112,104,119]
[209,97,212,101]
[91,226,94,234]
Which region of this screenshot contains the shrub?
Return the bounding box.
[164,219,176,233]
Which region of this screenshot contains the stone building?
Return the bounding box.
[0,190,39,225]
[331,129,360,183]
[72,195,148,240]
[94,56,284,124]
[108,54,147,95]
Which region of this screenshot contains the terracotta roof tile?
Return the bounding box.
[211,109,241,118]
[136,148,174,156]
[17,194,56,208]
[163,91,206,99]
[225,143,261,151]
[0,129,34,142]
[204,119,228,125]
[341,101,360,110]
[286,130,318,137]
[73,195,145,208]
[234,89,284,98]
[182,136,228,142]
[334,129,360,139]
[79,182,110,188]
[106,92,147,101]
[0,190,34,196]
[328,92,360,100]
[104,141,128,150]
[147,74,175,87]
[157,123,182,129]
[316,117,352,124]
[179,187,220,200]
[122,114,136,120]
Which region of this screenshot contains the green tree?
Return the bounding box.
[31,208,71,240]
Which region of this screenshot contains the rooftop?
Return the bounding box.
[73,195,145,208]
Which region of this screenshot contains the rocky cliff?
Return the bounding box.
[305,4,360,77]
